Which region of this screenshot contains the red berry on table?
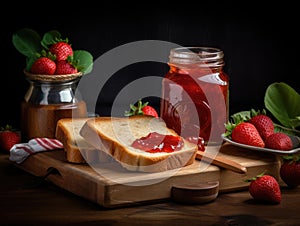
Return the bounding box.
[249,114,274,141]
[0,125,21,152]
[280,155,300,188]
[30,57,56,75]
[55,60,78,75]
[49,41,73,61]
[264,132,293,151]
[231,122,265,148]
[246,173,281,204]
[124,99,158,118]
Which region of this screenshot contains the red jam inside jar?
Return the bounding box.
[160,47,229,145]
[131,132,184,153]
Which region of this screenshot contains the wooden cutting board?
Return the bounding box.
[17,143,281,208]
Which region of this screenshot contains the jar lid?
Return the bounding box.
[24,70,83,82]
[169,47,224,67]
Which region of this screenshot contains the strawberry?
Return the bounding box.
[248,112,274,141]
[124,99,158,118]
[49,41,73,61]
[280,155,300,188]
[245,173,281,204]
[55,60,78,75]
[141,105,159,118]
[264,132,293,150]
[30,57,56,75]
[231,122,265,148]
[0,125,21,152]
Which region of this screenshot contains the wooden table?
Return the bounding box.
[0,152,299,226]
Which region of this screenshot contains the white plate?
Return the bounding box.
[221,134,300,155]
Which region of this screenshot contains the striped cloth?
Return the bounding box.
[9,138,63,164]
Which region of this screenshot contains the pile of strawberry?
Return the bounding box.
[225,109,300,204]
[12,28,93,76]
[225,109,293,151]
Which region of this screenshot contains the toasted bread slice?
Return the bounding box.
[79,115,198,172]
[55,118,99,163]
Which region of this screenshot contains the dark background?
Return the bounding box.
[1,2,299,129]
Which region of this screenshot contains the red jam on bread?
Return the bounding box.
[131,132,184,153]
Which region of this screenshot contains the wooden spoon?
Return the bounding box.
[196,151,247,174]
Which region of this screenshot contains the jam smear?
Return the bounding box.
[131,132,184,153]
[185,136,206,152]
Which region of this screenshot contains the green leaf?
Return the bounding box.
[264,82,300,129]
[224,109,268,138]
[231,110,251,122]
[12,28,42,57]
[223,111,249,138]
[244,172,265,183]
[72,50,93,74]
[282,154,300,162]
[41,30,62,49]
[25,56,38,72]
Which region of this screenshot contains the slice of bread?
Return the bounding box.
[55,118,99,163]
[79,115,198,172]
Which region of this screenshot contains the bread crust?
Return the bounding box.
[55,118,99,163]
[80,116,198,172]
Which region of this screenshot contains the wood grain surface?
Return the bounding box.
[1,151,299,225]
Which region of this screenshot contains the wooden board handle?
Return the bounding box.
[196,151,247,174]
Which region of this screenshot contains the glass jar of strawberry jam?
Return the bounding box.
[21,72,88,141]
[160,47,229,145]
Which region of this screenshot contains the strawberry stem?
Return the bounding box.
[124,99,148,116]
[244,172,265,183]
[0,124,16,132]
[282,154,300,163]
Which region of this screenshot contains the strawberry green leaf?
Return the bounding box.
[230,109,267,123]
[264,82,300,129]
[282,154,300,162]
[25,56,38,72]
[12,28,42,58]
[244,172,265,182]
[41,30,62,49]
[224,111,249,138]
[231,111,251,122]
[72,50,93,74]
